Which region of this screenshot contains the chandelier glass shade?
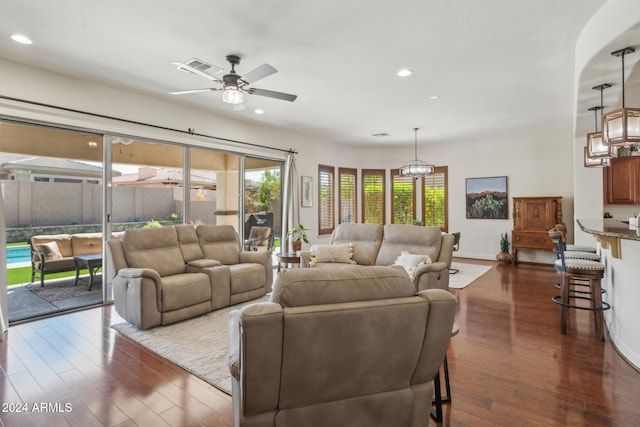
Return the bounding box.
[400,128,434,177]
[222,86,244,104]
[603,47,640,147]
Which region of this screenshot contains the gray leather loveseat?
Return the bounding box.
[300,223,454,291]
[228,266,457,427]
[107,224,272,329]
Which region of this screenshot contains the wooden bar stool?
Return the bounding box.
[554,223,598,253]
[549,229,609,340]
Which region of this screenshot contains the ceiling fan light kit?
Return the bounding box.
[222,87,244,104]
[602,47,640,147]
[400,128,434,178]
[170,54,297,107]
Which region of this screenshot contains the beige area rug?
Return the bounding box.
[112,296,269,395]
[449,262,492,289]
[112,266,490,395]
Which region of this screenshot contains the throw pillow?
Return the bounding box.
[37,241,63,260]
[309,243,355,267]
[393,251,432,280]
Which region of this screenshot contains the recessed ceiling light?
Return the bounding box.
[254,109,264,115]
[11,34,32,45]
[397,69,412,77]
[429,95,439,100]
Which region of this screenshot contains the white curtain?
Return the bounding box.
[0,183,9,333]
[281,153,299,253]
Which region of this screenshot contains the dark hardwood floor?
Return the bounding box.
[1,260,639,426]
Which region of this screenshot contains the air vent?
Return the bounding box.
[182,58,223,75]
[372,133,389,137]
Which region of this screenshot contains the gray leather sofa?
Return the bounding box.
[228,266,457,427]
[107,224,272,329]
[300,223,454,291]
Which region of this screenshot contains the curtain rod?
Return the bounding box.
[0,95,298,155]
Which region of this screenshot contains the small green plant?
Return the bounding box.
[143,219,162,229]
[286,224,310,243]
[166,213,180,223]
[500,232,510,253]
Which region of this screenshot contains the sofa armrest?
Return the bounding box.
[299,251,313,267]
[230,302,284,416]
[112,268,163,329]
[117,267,162,283]
[438,233,455,267]
[228,309,242,381]
[188,263,231,309]
[239,251,273,292]
[414,261,450,291]
[31,250,45,268]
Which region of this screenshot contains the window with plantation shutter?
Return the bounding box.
[338,167,357,223]
[318,164,335,235]
[391,169,416,224]
[422,166,448,231]
[362,169,385,224]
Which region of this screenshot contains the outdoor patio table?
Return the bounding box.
[73,253,102,290]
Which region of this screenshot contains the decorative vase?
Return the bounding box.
[496,252,512,264]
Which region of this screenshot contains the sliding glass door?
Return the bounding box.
[1,121,104,322]
[243,157,283,266]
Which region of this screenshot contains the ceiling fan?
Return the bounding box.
[170,55,297,108]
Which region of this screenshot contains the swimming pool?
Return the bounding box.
[6,246,31,265]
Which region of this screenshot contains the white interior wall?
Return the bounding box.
[0,57,575,263]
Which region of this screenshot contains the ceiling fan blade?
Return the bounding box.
[240,64,277,85]
[250,88,297,102]
[171,61,223,82]
[170,88,218,95]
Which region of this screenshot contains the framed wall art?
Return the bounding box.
[465,176,508,219]
[301,176,313,207]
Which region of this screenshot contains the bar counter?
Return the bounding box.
[577,219,640,371]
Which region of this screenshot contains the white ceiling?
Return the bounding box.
[0,0,613,147]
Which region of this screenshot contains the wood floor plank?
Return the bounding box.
[1,260,639,426]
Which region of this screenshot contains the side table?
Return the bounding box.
[276,253,301,273]
[74,253,103,290]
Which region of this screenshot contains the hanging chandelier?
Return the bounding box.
[400,128,434,177]
[602,47,640,147]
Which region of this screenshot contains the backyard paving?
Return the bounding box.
[8,276,103,323]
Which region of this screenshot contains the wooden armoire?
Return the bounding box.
[511,196,562,263]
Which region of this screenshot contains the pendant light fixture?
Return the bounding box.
[587,84,615,158]
[585,106,606,167]
[400,128,434,177]
[602,47,640,147]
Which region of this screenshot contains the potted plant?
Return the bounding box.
[286,224,310,253]
[496,232,512,263]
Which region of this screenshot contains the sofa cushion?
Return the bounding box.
[272,266,415,308]
[31,234,73,258]
[310,243,355,266]
[71,233,102,256]
[196,224,241,265]
[376,224,442,266]
[330,223,383,266]
[121,227,186,277]
[393,251,432,280]
[175,224,204,262]
[228,264,266,294]
[37,241,63,260]
[161,273,212,312]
